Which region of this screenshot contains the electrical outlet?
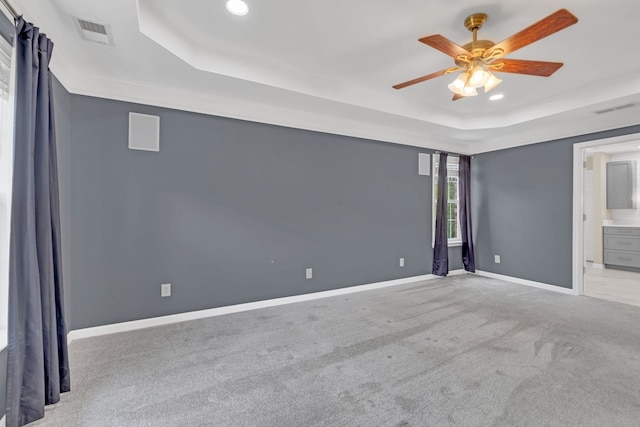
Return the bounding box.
[306,268,313,279]
[161,283,171,297]
[399,258,405,267]
[494,255,501,264]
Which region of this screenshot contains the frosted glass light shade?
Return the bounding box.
[483,73,502,92]
[468,61,490,88]
[448,72,478,97]
[447,73,467,95]
[461,86,478,96]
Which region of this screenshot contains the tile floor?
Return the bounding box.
[584,263,640,307]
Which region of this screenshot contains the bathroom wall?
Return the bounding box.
[592,153,611,264]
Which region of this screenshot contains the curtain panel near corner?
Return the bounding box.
[6,17,70,427]
[459,155,476,272]
[432,152,448,276]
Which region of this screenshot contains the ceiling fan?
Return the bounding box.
[393,9,578,100]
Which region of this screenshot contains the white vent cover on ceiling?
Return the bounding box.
[73,16,114,46]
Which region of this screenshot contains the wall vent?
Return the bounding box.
[613,103,638,111]
[73,17,114,46]
[592,102,639,115]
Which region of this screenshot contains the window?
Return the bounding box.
[0,27,15,348]
[433,155,461,245]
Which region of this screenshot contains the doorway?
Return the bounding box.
[573,133,640,307]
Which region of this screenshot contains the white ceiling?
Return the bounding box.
[10,0,640,154]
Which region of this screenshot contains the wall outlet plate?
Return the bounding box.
[306,268,313,279]
[399,258,405,267]
[161,283,171,297]
[494,255,501,264]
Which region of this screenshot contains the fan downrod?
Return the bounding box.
[460,13,495,60]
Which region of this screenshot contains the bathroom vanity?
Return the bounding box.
[604,226,640,270]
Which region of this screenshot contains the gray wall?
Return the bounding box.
[472,125,640,288]
[68,95,462,329]
[53,76,72,327]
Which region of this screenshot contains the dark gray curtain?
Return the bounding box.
[459,155,476,272]
[432,152,448,276]
[6,17,70,427]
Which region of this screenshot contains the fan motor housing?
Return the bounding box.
[456,40,495,66]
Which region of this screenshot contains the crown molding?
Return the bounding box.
[53,69,474,154]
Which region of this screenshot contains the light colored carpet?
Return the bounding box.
[31,274,640,426]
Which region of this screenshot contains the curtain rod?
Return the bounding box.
[434,150,475,159]
[0,0,19,19]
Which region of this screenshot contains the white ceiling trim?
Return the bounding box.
[61,71,473,154]
[475,117,640,154]
[57,68,640,155]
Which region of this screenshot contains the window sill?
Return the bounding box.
[431,240,463,248]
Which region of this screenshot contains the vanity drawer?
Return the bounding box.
[604,227,640,236]
[604,250,640,268]
[604,236,640,251]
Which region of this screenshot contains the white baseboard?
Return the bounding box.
[474,270,577,295]
[448,269,467,276]
[590,263,605,270]
[68,271,464,343]
[1,414,5,427]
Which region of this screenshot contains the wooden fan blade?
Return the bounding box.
[419,35,472,59]
[490,58,563,76]
[483,9,578,59]
[393,68,452,90]
[452,93,464,101]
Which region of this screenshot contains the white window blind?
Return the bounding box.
[0,31,14,348]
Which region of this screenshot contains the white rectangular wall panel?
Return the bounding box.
[418,153,430,176]
[128,112,160,152]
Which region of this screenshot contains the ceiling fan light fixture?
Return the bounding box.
[226,0,249,16]
[392,9,578,101]
[483,73,502,93]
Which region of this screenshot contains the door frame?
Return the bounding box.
[572,133,640,295]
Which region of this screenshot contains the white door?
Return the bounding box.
[584,169,594,262]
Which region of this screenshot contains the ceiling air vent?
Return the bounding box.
[592,102,639,115]
[73,17,114,46]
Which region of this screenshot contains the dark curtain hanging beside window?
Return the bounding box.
[459,155,476,272]
[432,152,449,276]
[6,17,70,427]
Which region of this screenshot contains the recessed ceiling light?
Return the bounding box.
[226,0,249,16]
[489,94,504,101]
